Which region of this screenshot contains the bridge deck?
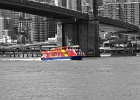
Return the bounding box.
[0,0,139,32]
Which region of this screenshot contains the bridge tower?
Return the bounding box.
[56,0,100,57]
[86,0,100,57]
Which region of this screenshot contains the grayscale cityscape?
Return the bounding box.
[1,0,140,100]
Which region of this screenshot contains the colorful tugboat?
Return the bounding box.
[41,46,85,61]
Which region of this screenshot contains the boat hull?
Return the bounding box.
[41,56,82,61]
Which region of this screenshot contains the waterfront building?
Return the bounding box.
[67,0,81,11]
[0,10,20,41]
[0,0,58,43]
[99,2,140,40]
[34,0,55,5]
[31,15,57,42]
[0,9,33,42]
[100,2,140,26]
[19,14,32,42]
[57,0,82,11]
[102,3,124,21]
[31,0,57,42]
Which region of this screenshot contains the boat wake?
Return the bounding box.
[3,58,42,61]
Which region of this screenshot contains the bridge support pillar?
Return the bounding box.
[86,19,100,57]
[78,21,100,57]
[61,20,100,57]
[85,0,100,57]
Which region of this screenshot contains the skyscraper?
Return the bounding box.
[31,0,57,42]
[67,0,80,10]
[101,2,140,26]
[57,0,82,11]
[0,10,21,40]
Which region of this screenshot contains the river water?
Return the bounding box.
[0,56,140,100]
